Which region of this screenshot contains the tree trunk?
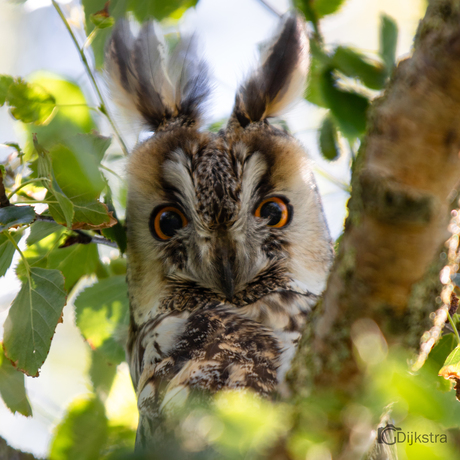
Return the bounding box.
[289,0,460,457]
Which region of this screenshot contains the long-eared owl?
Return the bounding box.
[105,13,333,448]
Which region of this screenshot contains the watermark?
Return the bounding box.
[377,424,448,445]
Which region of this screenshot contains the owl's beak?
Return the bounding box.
[215,231,236,302]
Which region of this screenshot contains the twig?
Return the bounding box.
[35,214,118,248]
[257,0,282,17]
[51,1,129,156]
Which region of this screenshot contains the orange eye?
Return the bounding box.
[150,206,188,240]
[254,197,290,228]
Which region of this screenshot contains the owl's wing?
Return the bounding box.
[130,304,281,449]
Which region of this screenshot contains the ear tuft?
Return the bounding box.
[105,20,211,131]
[230,14,309,127]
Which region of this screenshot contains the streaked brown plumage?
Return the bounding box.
[106,13,333,449]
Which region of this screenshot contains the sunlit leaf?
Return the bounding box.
[332,46,387,90]
[380,14,398,72]
[320,68,369,138]
[27,220,62,246]
[295,0,346,20]
[0,75,14,106]
[319,115,340,161]
[0,231,22,277]
[49,397,108,460]
[7,79,56,125]
[305,56,328,108]
[75,275,129,365]
[0,205,35,232]
[3,268,67,377]
[439,345,460,381]
[0,344,32,417]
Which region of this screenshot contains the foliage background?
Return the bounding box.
[0,0,442,458]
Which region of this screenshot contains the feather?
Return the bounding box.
[105,20,210,130]
[231,13,309,126]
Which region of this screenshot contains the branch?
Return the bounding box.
[35,214,118,248]
[51,1,129,156]
[290,0,460,456]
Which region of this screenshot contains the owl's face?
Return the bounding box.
[106,15,333,324]
[127,122,333,323]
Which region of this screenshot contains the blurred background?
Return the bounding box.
[0,0,427,457]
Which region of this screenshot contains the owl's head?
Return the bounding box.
[106,15,333,324]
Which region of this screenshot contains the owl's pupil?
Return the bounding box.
[159,211,183,237]
[260,201,282,226]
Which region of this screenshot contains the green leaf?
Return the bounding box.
[27,220,62,246]
[128,0,198,22]
[0,344,32,417]
[439,344,460,381]
[380,14,398,72]
[49,397,108,460]
[305,56,328,108]
[0,75,14,106]
[3,267,67,377]
[7,79,56,125]
[66,132,112,166]
[82,0,197,68]
[319,115,340,161]
[0,231,22,277]
[90,12,115,29]
[332,46,387,90]
[320,68,369,138]
[47,243,99,292]
[51,144,105,200]
[295,0,346,20]
[75,275,129,365]
[0,205,35,232]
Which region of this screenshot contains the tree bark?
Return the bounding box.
[289,0,460,457]
[0,436,41,460]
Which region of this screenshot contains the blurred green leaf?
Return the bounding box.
[75,275,129,365]
[0,344,32,417]
[128,0,198,22]
[0,75,14,106]
[66,132,112,166]
[0,205,35,232]
[27,220,62,246]
[380,14,398,72]
[332,46,387,90]
[90,2,116,30]
[3,268,67,377]
[49,397,108,460]
[24,74,96,157]
[0,231,22,276]
[319,115,340,161]
[295,0,346,20]
[89,348,118,398]
[305,56,328,108]
[7,79,56,125]
[426,333,457,391]
[320,68,369,138]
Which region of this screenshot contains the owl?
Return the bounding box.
[105,14,333,449]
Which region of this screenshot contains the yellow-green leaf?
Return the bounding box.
[439,345,460,381]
